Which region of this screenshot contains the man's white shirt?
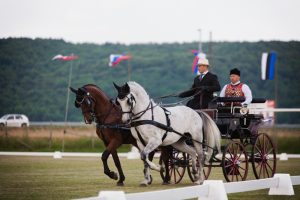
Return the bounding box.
[220,81,253,105]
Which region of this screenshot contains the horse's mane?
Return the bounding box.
[83,84,110,99]
[128,81,150,102]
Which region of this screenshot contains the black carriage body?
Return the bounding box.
[205,97,265,140]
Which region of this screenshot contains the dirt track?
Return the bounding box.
[0,125,97,139]
[1,125,299,139]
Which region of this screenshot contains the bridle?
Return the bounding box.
[75,92,96,123]
[118,93,158,123]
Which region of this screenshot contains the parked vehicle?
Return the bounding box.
[0,114,30,127]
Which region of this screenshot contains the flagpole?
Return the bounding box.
[63,54,73,152]
[198,29,202,52]
[127,55,131,81]
[209,31,213,67]
[274,57,278,124]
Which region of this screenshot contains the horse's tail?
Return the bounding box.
[198,111,221,163]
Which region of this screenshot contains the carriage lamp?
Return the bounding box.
[240,107,249,115]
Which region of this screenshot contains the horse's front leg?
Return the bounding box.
[141,137,163,172]
[101,149,118,180]
[136,141,152,187]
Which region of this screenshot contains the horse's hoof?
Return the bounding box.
[139,183,148,187]
[147,175,153,185]
[193,180,201,185]
[117,182,124,186]
[162,181,171,185]
[109,172,118,180]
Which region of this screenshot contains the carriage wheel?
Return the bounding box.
[159,149,186,184]
[251,133,277,179]
[222,141,248,182]
[186,154,212,182]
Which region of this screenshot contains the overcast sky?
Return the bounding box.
[1,0,299,44]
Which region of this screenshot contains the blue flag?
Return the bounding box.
[261,52,277,80]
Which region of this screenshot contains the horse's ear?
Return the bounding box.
[113,82,121,92]
[78,87,86,95]
[69,87,78,94]
[124,82,130,93]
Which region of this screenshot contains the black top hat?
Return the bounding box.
[230,68,240,76]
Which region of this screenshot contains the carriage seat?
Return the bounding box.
[209,97,266,138]
[209,97,266,115]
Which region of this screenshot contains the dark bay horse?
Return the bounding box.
[70,84,171,186]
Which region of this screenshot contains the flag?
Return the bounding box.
[191,50,206,74]
[261,52,277,80]
[109,54,131,67]
[52,54,79,61]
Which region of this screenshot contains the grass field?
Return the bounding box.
[0,156,299,200]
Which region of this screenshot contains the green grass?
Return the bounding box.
[0,156,299,200]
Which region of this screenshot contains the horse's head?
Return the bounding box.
[113,82,136,123]
[70,86,96,124]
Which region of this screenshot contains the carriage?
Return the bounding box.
[159,96,277,183]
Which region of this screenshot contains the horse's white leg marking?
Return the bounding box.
[142,137,162,172]
[135,140,151,186]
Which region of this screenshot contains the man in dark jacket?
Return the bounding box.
[179,57,221,109]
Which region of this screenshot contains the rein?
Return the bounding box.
[154,89,203,107]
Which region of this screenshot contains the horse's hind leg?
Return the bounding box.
[193,142,205,184]
[111,150,125,186]
[101,150,118,180]
[160,146,172,184]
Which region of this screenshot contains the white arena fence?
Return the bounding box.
[1,151,300,160]
[75,174,300,200]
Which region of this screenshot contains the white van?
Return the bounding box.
[0,114,30,127]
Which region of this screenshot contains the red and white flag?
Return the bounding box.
[52,54,79,61]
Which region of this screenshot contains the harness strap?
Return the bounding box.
[151,101,154,121]
[135,127,147,147]
[161,107,171,142]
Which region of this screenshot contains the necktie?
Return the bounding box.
[199,73,204,81]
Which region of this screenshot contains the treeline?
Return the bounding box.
[0,38,299,123]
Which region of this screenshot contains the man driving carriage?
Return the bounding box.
[178,58,221,109]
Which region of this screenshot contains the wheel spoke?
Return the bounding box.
[265,164,270,177]
[266,161,274,173]
[254,145,263,157]
[266,148,274,155]
[237,169,243,179]
[238,165,246,171]
[258,162,263,177]
[173,168,177,182]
